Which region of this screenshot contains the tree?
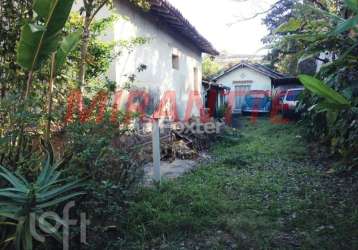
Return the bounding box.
[77,0,150,89]
[262,0,346,74]
[202,56,222,79]
[0,0,33,95]
[262,0,358,168]
[261,0,301,73]
[262,0,297,44]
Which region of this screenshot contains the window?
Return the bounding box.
[286,90,303,101]
[193,67,199,91]
[233,80,253,84]
[234,84,251,110]
[172,54,179,70]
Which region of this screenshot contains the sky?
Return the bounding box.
[167,0,277,55]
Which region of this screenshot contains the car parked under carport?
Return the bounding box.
[241,90,271,115]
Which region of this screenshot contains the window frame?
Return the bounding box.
[172,53,180,70]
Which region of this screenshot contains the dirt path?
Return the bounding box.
[120,118,358,249]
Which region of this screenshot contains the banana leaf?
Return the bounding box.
[298,75,351,106]
[16,0,75,70]
[55,30,82,74]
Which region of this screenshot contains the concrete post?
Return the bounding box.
[152,118,161,182]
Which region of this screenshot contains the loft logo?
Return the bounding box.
[30,201,89,250]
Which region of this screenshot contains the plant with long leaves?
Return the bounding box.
[17,0,77,97]
[298,74,351,107]
[16,0,82,142]
[264,0,358,167]
[298,74,352,124]
[0,149,86,250]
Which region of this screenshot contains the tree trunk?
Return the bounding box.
[16,69,34,162]
[24,70,34,99]
[78,13,91,90]
[46,53,56,141]
[78,0,109,90]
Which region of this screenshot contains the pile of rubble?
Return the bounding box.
[109,118,226,184]
[168,118,225,159]
[113,118,226,162]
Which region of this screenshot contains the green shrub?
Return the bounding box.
[0,148,85,250]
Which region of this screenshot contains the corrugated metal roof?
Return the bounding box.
[139,0,219,55]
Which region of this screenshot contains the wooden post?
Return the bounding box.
[152,118,161,182]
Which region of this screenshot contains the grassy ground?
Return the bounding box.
[118,118,358,249]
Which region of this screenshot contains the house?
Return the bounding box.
[212,62,300,113]
[202,80,230,118]
[90,0,219,120]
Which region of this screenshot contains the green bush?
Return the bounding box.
[0,147,85,250]
[264,0,358,170]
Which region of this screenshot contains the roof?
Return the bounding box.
[202,80,230,90]
[212,62,289,81]
[143,0,219,55]
[272,77,302,87]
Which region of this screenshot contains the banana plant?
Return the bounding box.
[298,74,351,124]
[16,0,76,98]
[298,75,351,106]
[46,31,82,140]
[0,151,86,250]
[55,31,82,75]
[15,0,77,158]
[16,0,82,140]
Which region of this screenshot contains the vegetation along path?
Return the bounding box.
[121,118,358,249]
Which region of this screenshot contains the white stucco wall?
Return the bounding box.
[79,0,204,120]
[214,67,272,92]
[214,67,272,112]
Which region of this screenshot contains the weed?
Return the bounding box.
[115,117,358,249]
